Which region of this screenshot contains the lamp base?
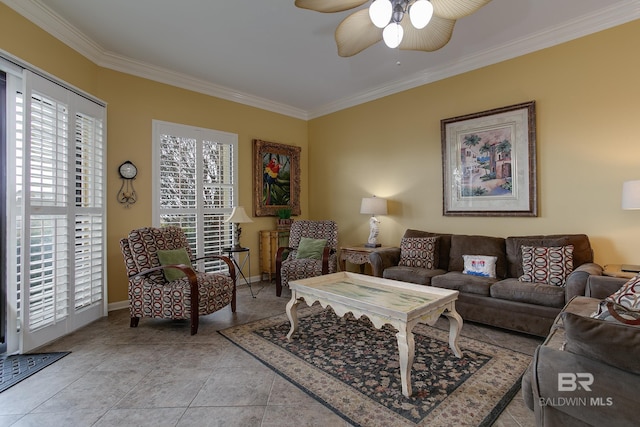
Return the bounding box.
[364,243,381,248]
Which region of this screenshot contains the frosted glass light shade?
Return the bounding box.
[409,0,433,29]
[369,0,392,28]
[382,22,404,48]
[622,180,640,210]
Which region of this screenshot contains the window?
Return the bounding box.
[152,121,237,272]
[1,57,106,353]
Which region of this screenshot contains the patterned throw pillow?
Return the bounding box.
[519,245,574,287]
[462,255,497,278]
[398,237,438,269]
[591,274,640,325]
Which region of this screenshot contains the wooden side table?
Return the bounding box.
[259,230,290,281]
[339,245,396,274]
[603,264,638,279]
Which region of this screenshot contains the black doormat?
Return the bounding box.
[0,352,70,393]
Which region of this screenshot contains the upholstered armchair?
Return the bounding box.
[120,226,236,335]
[275,220,338,297]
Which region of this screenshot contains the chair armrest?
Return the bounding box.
[585,275,628,299]
[530,344,639,426]
[193,254,237,283]
[369,248,401,277]
[565,262,603,302]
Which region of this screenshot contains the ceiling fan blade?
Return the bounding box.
[295,0,369,13]
[431,0,492,20]
[335,9,383,57]
[399,15,455,52]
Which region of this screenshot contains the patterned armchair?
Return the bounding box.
[275,220,338,297]
[120,226,236,335]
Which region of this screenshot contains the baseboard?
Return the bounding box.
[108,300,128,312]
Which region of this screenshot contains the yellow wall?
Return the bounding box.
[0,4,308,304]
[3,3,640,304]
[309,20,640,268]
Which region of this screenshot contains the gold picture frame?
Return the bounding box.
[441,101,537,217]
[253,139,301,217]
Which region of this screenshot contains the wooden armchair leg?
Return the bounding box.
[130,317,140,328]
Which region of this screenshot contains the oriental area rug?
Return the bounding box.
[220,306,532,427]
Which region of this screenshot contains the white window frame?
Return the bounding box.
[152,120,238,272]
[1,52,107,354]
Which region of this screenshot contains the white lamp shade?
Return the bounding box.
[622,180,640,210]
[225,206,254,223]
[409,0,433,29]
[383,22,404,48]
[360,197,388,215]
[369,0,392,28]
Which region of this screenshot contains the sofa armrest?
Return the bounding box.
[368,247,401,277]
[530,345,639,427]
[565,262,603,302]
[585,275,628,299]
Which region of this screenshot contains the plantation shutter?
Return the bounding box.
[20,71,106,352]
[153,121,237,272]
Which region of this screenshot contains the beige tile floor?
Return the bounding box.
[0,281,542,427]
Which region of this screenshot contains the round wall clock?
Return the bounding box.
[119,161,137,179]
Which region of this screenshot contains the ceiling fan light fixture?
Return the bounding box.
[409,0,433,29]
[369,0,392,28]
[382,22,404,48]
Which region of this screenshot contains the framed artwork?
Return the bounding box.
[441,101,537,217]
[253,139,301,217]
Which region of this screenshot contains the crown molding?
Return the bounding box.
[2,0,309,120]
[4,0,638,121]
[307,0,640,119]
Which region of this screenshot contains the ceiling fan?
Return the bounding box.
[295,0,492,57]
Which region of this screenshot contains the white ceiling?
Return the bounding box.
[3,0,639,119]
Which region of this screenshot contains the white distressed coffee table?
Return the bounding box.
[286,271,463,397]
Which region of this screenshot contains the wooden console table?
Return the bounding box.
[339,245,396,274]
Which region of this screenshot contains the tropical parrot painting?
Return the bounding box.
[254,139,300,217]
[262,153,291,206]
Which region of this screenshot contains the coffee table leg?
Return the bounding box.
[444,306,463,358]
[396,325,415,397]
[286,294,300,341]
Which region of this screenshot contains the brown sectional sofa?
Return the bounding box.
[521,275,638,426]
[369,229,603,337]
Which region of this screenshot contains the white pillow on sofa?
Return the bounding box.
[462,255,497,278]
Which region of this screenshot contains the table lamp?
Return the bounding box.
[621,180,640,272]
[225,206,253,250]
[360,196,388,247]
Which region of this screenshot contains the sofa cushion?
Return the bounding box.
[519,245,574,287]
[462,255,497,278]
[431,271,495,296]
[490,278,566,308]
[591,274,640,325]
[383,266,447,285]
[398,236,438,269]
[563,311,640,374]
[403,229,452,270]
[506,236,569,278]
[448,235,507,279]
